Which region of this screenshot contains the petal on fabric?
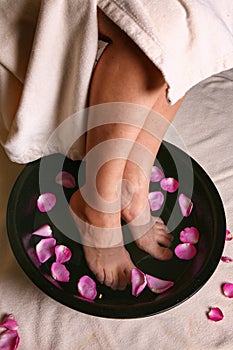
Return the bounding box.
[221,256,233,263]
[160,177,179,193]
[55,171,76,188]
[31,224,53,237]
[207,307,224,322]
[131,268,147,297]
[55,245,72,264]
[51,262,70,282]
[178,194,193,217]
[35,238,56,263]
[77,276,97,301]
[0,330,20,350]
[0,315,18,331]
[222,283,233,298]
[180,226,200,244]
[174,243,197,260]
[150,166,164,182]
[146,274,174,294]
[37,193,56,212]
[225,229,233,241]
[148,191,164,211]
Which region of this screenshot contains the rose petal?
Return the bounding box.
[148,191,164,211]
[225,229,233,241]
[178,194,193,217]
[77,276,97,301]
[146,274,174,294]
[55,171,76,188]
[131,268,147,297]
[37,193,56,212]
[51,262,70,282]
[222,283,233,298]
[0,330,20,350]
[174,243,197,260]
[35,238,56,263]
[221,256,233,263]
[55,245,72,263]
[160,177,179,193]
[207,307,224,322]
[31,224,53,238]
[0,315,18,331]
[180,226,200,244]
[150,166,164,182]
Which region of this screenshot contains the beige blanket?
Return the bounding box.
[1,68,233,350]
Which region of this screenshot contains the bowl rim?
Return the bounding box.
[6,141,226,319]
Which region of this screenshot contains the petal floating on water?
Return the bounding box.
[150,166,164,182]
[37,193,56,212]
[146,274,174,294]
[55,245,72,264]
[148,191,164,211]
[35,238,56,263]
[174,243,197,260]
[178,194,193,217]
[160,178,179,193]
[31,224,53,238]
[55,171,76,188]
[180,226,200,244]
[131,268,147,297]
[51,262,70,282]
[77,276,97,301]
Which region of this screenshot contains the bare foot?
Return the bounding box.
[121,162,174,260]
[69,189,135,290]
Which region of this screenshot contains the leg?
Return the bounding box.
[70,9,178,290]
[121,87,184,259]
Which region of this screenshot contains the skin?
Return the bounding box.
[70,9,184,291]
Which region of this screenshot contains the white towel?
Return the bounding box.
[1,0,233,163]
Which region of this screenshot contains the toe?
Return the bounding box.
[154,245,173,260]
[104,269,114,288]
[117,270,128,291]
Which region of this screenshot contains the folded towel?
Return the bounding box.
[1,0,233,163]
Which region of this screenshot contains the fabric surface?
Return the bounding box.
[1,0,233,163]
[1,68,233,350]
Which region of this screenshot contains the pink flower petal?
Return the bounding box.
[0,330,20,350]
[31,224,53,237]
[174,243,197,260]
[51,262,70,282]
[35,238,56,263]
[77,276,97,301]
[207,307,224,322]
[55,245,72,263]
[150,166,164,182]
[0,315,18,331]
[146,274,174,294]
[222,283,233,298]
[225,229,233,241]
[37,193,56,212]
[160,177,179,193]
[55,171,76,188]
[131,268,147,297]
[148,191,164,211]
[221,256,233,263]
[180,226,200,244]
[178,194,193,217]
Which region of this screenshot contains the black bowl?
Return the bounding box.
[7,141,226,319]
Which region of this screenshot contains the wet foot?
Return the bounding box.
[121,162,174,260]
[70,189,135,290]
